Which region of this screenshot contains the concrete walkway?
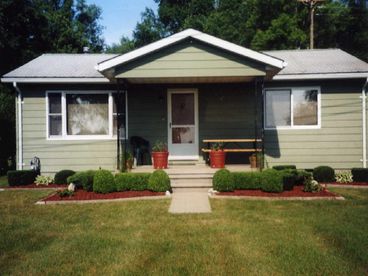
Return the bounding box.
[169,188,212,214]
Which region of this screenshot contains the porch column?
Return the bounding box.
[116,79,128,171]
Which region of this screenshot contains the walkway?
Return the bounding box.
[169,188,211,214]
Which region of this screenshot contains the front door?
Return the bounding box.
[168,89,198,160]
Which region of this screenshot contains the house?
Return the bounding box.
[1,29,368,174]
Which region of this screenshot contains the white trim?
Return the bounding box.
[13,82,23,169]
[362,78,368,168]
[1,77,110,83]
[96,29,285,72]
[46,90,128,141]
[264,87,321,130]
[272,73,368,80]
[167,88,199,160]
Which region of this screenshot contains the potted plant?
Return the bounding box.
[210,142,225,168]
[152,141,169,169]
[125,151,134,171]
[249,153,257,168]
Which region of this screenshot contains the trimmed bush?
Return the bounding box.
[54,170,75,184]
[313,166,335,182]
[295,170,312,185]
[213,169,235,192]
[93,170,115,194]
[351,168,368,182]
[283,175,295,191]
[273,165,296,171]
[232,172,261,190]
[260,169,283,193]
[67,170,95,191]
[147,170,171,192]
[7,170,37,186]
[115,173,151,191]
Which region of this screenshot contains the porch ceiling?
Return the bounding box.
[124,76,255,84]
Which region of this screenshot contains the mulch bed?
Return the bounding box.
[6,184,67,189]
[322,182,368,186]
[218,185,337,197]
[44,190,165,201]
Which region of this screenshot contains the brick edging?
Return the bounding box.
[209,194,345,201]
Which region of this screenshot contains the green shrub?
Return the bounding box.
[115,173,151,191]
[54,170,75,184]
[335,171,353,183]
[260,169,283,193]
[147,170,171,192]
[93,170,115,194]
[295,170,312,185]
[303,177,323,192]
[282,175,295,191]
[351,168,368,182]
[7,170,37,186]
[232,172,261,190]
[313,166,335,182]
[272,165,296,171]
[67,171,96,191]
[213,169,234,192]
[35,175,54,186]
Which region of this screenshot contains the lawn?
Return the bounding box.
[0,188,367,275]
[0,175,8,187]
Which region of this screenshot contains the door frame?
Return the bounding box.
[167,88,199,160]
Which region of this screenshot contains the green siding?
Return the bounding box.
[19,84,117,174]
[115,40,266,79]
[264,79,366,169]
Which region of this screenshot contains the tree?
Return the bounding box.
[106,36,135,54]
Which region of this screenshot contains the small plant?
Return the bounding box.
[152,141,167,152]
[93,169,116,194]
[213,169,234,192]
[57,189,74,197]
[148,170,171,192]
[211,142,224,151]
[313,166,335,182]
[54,170,75,184]
[335,171,353,183]
[351,168,368,182]
[303,176,323,192]
[35,175,54,186]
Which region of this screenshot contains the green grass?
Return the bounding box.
[0,188,367,275]
[0,175,8,187]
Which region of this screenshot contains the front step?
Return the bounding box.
[168,160,206,166]
[171,178,212,188]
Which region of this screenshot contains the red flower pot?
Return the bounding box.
[210,150,226,168]
[152,151,169,169]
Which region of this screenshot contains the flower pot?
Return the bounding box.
[210,150,226,168]
[249,154,257,168]
[126,159,133,171]
[152,151,169,169]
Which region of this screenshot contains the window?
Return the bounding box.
[46,91,127,139]
[265,87,320,129]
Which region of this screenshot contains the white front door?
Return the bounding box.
[168,89,198,160]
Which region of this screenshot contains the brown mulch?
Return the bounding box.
[322,182,368,186]
[218,185,338,197]
[44,190,165,201]
[6,184,67,189]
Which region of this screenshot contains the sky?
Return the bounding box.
[86,0,158,46]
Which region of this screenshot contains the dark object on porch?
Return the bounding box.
[130,136,151,166]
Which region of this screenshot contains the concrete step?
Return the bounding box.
[169,173,213,180]
[168,160,206,166]
[171,178,212,188]
[172,187,210,193]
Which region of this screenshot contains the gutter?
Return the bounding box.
[362,77,368,168]
[13,82,23,170]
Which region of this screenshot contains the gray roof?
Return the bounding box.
[2,49,368,82]
[3,53,117,78]
[263,49,368,76]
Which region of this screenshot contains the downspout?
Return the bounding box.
[362,77,368,168]
[13,82,23,170]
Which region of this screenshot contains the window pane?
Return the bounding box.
[49,93,61,114]
[172,127,195,144]
[265,90,291,128]
[67,94,108,135]
[171,93,194,125]
[293,89,318,125]
[49,115,62,136]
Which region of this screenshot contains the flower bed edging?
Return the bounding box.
[5,184,67,190]
[209,194,345,201]
[325,183,368,189]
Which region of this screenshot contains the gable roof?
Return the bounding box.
[1,53,117,83]
[264,49,368,80]
[96,29,287,73]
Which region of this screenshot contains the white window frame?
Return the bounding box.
[46,90,128,140]
[264,86,321,130]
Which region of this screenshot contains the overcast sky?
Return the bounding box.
[86,0,158,46]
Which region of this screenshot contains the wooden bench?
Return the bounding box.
[202,139,262,163]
